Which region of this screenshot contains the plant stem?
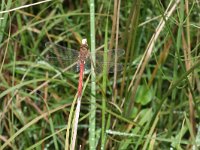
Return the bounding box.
[89,0,96,149]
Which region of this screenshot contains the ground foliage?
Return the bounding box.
[0,0,200,149]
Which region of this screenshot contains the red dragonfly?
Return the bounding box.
[36,39,124,149]
[44,39,125,97]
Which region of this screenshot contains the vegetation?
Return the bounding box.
[0,0,200,149]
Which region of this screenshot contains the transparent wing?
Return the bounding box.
[80,59,123,73]
[44,42,80,69]
[89,49,124,73]
[95,62,124,73]
[94,49,125,63]
[43,43,125,73]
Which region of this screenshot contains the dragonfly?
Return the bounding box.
[43,39,125,97]
[35,39,125,149]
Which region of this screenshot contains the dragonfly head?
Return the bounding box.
[82,39,87,45]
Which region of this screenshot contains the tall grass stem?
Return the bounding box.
[89,0,96,149]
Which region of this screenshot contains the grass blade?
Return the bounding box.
[89,0,96,149]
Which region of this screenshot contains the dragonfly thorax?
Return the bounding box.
[79,43,89,63]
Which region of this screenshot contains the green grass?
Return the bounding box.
[1,0,200,149]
